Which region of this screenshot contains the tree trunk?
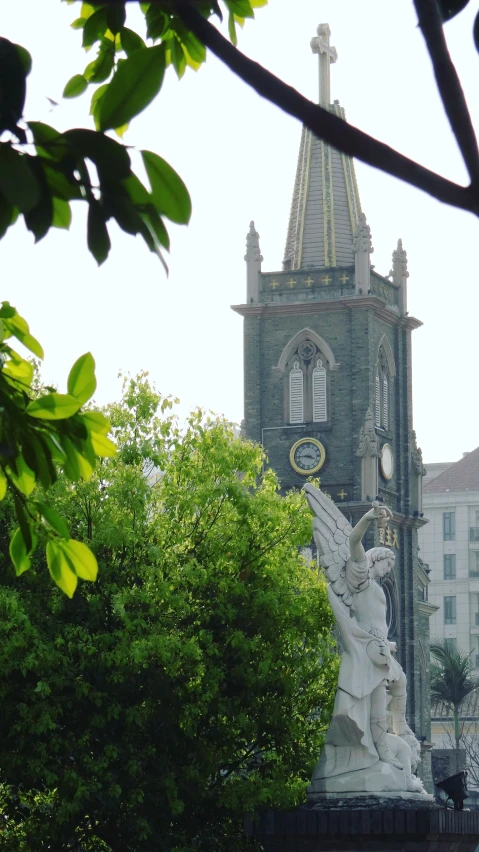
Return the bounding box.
[454,707,461,773]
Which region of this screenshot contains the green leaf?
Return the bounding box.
[8,455,36,497]
[46,539,78,597]
[3,310,44,358]
[67,352,96,405]
[52,197,72,229]
[13,496,33,555]
[87,200,110,265]
[99,43,165,132]
[26,392,82,420]
[119,27,146,56]
[106,4,126,34]
[21,432,56,490]
[28,122,68,162]
[89,430,116,458]
[24,181,53,243]
[14,44,32,76]
[171,38,186,79]
[62,539,98,581]
[0,469,6,500]
[9,526,36,576]
[0,146,40,212]
[80,410,111,435]
[90,83,108,128]
[82,7,108,48]
[63,74,88,98]
[0,195,14,238]
[36,502,70,539]
[141,208,170,250]
[63,128,131,181]
[71,16,87,29]
[228,12,237,46]
[141,150,191,224]
[2,350,34,386]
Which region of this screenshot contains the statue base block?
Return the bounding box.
[308,760,434,799]
[244,803,479,852]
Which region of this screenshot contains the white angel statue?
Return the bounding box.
[304,483,428,797]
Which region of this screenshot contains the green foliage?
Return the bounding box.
[0,1,267,268]
[0,375,337,850]
[0,302,115,594]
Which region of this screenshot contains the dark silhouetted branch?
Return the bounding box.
[174,1,479,216]
[414,0,479,186]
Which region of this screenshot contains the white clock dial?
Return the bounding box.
[381,443,394,480]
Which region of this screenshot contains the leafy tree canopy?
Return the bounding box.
[0,374,338,851]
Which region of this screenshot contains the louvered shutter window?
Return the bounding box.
[375,374,381,427]
[289,362,304,423]
[312,360,327,422]
[383,375,389,429]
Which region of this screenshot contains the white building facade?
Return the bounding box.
[418,447,479,672]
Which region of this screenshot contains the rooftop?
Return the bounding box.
[424,447,479,494]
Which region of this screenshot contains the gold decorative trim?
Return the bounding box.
[321,141,336,266]
[289,438,326,475]
[297,129,312,270]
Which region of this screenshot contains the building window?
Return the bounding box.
[445,638,457,651]
[312,360,327,422]
[444,554,456,580]
[375,348,390,430]
[289,361,304,424]
[443,512,455,541]
[285,339,329,425]
[444,595,456,624]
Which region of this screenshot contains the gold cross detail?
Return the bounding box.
[337,489,347,500]
[305,276,314,287]
[322,275,331,285]
[340,273,349,284]
[270,279,280,289]
[287,277,296,288]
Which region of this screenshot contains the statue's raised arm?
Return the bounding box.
[304,484,392,606]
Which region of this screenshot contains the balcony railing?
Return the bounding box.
[470,528,479,542]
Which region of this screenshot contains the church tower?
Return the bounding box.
[233,24,433,785]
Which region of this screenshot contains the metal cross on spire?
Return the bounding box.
[310,23,337,107]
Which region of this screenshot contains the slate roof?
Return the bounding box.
[424,446,479,494]
[283,103,362,271]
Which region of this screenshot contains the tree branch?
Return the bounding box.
[413,0,479,186]
[173,1,479,216]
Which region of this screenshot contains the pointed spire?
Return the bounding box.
[390,238,409,315]
[245,220,263,303]
[310,24,338,106]
[352,213,373,294]
[283,25,361,272]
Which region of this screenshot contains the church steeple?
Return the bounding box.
[283,24,363,272]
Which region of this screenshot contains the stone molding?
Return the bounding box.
[231,297,423,330]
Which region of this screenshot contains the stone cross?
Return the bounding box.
[310,23,338,106]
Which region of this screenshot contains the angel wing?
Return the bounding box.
[304,482,357,608]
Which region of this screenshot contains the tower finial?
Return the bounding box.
[311,23,337,106]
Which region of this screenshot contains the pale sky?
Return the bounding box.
[2,1,479,464]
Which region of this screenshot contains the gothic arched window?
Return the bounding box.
[285,339,330,425]
[375,348,390,430]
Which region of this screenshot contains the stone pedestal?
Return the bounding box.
[244,800,479,851]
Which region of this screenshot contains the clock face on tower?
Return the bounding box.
[380,443,394,480]
[289,438,326,475]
